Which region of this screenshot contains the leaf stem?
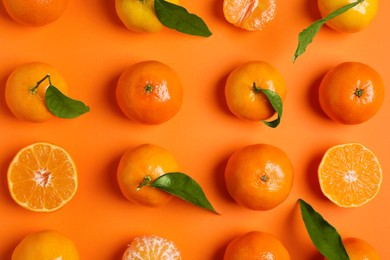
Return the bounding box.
[30,74,52,94]
[137,175,152,191]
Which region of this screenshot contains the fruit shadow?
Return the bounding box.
[213,66,239,119]
[305,149,329,201]
[100,0,124,28]
[304,0,322,21]
[306,70,333,121]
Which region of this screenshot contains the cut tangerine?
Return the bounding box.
[122,235,182,260]
[223,0,276,31]
[7,142,78,212]
[318,143,382,208]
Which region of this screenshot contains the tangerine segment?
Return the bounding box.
[122,235,182,260]
[318,143,382,208]
[224,231,290,260]
[8,142,78,212]
[223,0,276,31]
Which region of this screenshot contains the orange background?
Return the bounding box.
[0,0,389,259]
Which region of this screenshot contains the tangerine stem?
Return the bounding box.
[137,175,152,191]
[30,74,52,94]
[354,88,363,97]
[261,175,269,182]
[145,84,153,93]
[252,82,261,93]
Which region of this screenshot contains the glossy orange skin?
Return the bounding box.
[117,144,180,207]
[5,62,69,122]
[116,60,183,125]
[3,0,68,26]
[224,231,290,260]
[324,238,380,260]
[225,61,286,121]
[317,0,378,33]
[224,144,294,210]
[319,62,385,125]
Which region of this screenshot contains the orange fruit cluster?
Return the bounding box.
[1,0,385,258]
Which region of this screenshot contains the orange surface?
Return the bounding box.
[0,1,389,259]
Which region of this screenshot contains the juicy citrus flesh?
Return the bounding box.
[7,142,78,212]
[5,62,69,122]
[115,0,179,33]
[116,60,183,125]
[224,231,290,260]
[122,235,182,260]
[3,0,68,26]
[319,62,385,125]
[225,61,286,121]
[317,0,378,33]
[318,143,382,208]
[117,144,180,207]
[12,230,80,260]
[223,0,276,31]
[225,144,294,210]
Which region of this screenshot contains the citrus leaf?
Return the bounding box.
[298,199,349,260]
[259,88,283,128]
[147,172,218,214]
[45,85,90,119]
[293,0,363,62]
[154,0,212,37]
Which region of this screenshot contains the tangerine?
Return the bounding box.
[224,143,294,210]
[117,144,180,207]
[122,234,182,259]
[317,0,378,33]
[225,61,286,122]
[318,143,382,207]
[115,0,179,33]
[5,62,69,122]
[12,230,79,260]
[3,0,68,26]
[7,142,78,212]
[116,60,183,125]
[319,62,384,124]
[224,231,290,260]
[223,0,276,31]
[324,237,380,260]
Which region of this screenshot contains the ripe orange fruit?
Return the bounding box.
[324,237,380,260]
[3,0,68,26]
[318,143,382,208]
[116,60,183,125]
[225,61,286,122]
[224,144,294,210]
[224,231,290,260]
[319,62,384,125]
[115,0,179,33]
[7,142,78,212]
[117,143,180,207]
[12,230,79,260]
[223,0,276,31]
[5,62,69,122]
[122,234,181,259]
[317,0,378,33]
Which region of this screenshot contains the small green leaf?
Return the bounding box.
[293,0,363,62]
[140,172,218,214]
[298,199,349,260]
[45,85,90,119]
[154,0,212,37]
[259,88,283,128]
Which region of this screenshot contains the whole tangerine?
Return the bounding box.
[224,143,294,210]
[317,0,378,33]
[224,231,290,260]
[116,60,183,125]
[319,62,384,124]
[3,0,68,26]
[225,61,286,122]
[117,144,180,207]
[5,62,69,122]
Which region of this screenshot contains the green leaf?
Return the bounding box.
[154,0,212,37]
[139,172,218,214]
[259,88,283,128]
[298,199,349,260]
[45,85,90,119]
[293,0,364,62]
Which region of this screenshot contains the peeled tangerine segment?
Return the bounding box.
[223,0,276,31]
